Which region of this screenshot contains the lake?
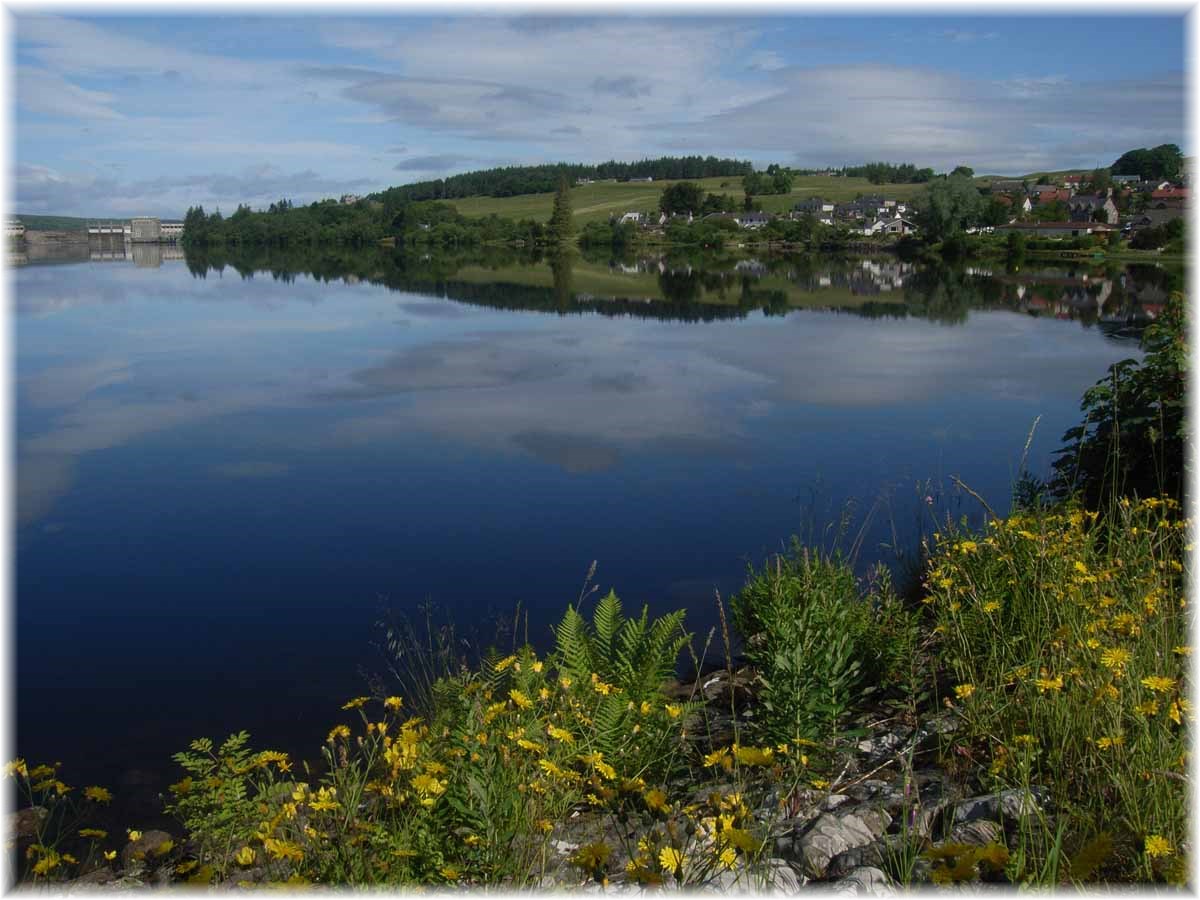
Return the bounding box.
[12,244,1174,807]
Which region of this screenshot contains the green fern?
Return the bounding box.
[552,592,689,701]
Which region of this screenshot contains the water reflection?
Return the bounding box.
[14,243,1173,790]
[174,244,1178,332]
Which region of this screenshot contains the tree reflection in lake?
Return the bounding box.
[180,244,1176,337]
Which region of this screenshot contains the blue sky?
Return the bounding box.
[12,13,1188,217]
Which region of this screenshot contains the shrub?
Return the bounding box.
[1052,292,1186,507]
[731,544,921,743]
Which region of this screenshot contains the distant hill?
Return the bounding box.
[15,214,99,231]
[14,214,183,231]
[372,156,754,207]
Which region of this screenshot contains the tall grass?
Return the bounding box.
[926,496,1189,882]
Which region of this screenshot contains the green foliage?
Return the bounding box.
[548,178,574,244]
[375,156,753,205]
[921,174,985,241]
[731,546,920,742]
[1052,292,1186,506]
[844,161,936,184]
[554,591,690,704]
[1111,144,1183,182]
[165,732,286,879]
[659,180,706,215]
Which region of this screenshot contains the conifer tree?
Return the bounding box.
[549,177,574,244]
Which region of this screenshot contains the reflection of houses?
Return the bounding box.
[734,258,768,277]
[7,220,25,239]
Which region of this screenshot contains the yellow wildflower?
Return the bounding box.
[644,788,670,813]
[1145,835,1173,858]
[234,846,256,866]
[1173,645,1192,657]
[547,724,575,744]
[84,785,112,803]
[1100,647,1132,672]
[342,696,369,710]
[659,847,685,873]
[1095,735,1124,750]
[953,684,975,701]
[982,601,1000,614]
[5,759,27,778]
[704,748,732,769]
[1141,676,1177,693]
[532,660,543,673]
[384,696,403,711]
[733,745,774,766]
[494,655,517,672]
[327,724,351,742]
[104,850,117,862]
[509,689,532,710]
[1034,674,1064,693]
[1135,699,1159,717]
[718,846,738,870]
[537,819,553,834]
[665,703,683,719]
[128,830,143,842]
[79,828,108,840]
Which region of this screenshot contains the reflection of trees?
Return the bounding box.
[901,265,980,325]
[549,250,574,307]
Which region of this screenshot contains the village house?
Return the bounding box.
[1068,194,1119,224]
[1112,174,1141,186]
[735,211,773,229]
[1034,186,1073,205]
[1127,208,1184,231]
[862,217,916,236]
[1150,185,1188,204]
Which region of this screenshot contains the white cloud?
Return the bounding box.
[17,65,123,120]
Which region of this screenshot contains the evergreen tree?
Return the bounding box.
[549,177,574,244]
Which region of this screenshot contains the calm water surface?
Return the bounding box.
[14,246,1170,797]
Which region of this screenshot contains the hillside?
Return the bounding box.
[447,175,932,227]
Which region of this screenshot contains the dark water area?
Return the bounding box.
[12,244,1177,822]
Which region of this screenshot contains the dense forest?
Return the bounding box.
[372,156,754,204]
[840,162,937,184]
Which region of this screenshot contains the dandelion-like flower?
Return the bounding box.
[342,696,369,710]
[84,786,112,804]
[1141,676,1177,693]
[658,847,685,874]
[1145,835,1173,858]
[954,684,975,700]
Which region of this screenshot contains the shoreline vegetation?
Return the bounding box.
[7,293,1187,890]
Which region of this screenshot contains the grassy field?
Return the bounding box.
[449,175,932,227]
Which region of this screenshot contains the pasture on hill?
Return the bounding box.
[448,176,933,226]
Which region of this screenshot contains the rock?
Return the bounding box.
[788,808,892,878]
[833,865,895,896]
[948,819,1003,847]
[953,788,1047,826]
[857,730,909,762]
[9,806,47,839]
[822,794,852,813]
[120,829,175,869]
[827,841,887,878]
[63,866,115,889]
[762,857,804,893]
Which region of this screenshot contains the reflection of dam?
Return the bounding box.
[87,242,185,267]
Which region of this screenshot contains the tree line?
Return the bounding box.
[372,156,754,204]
